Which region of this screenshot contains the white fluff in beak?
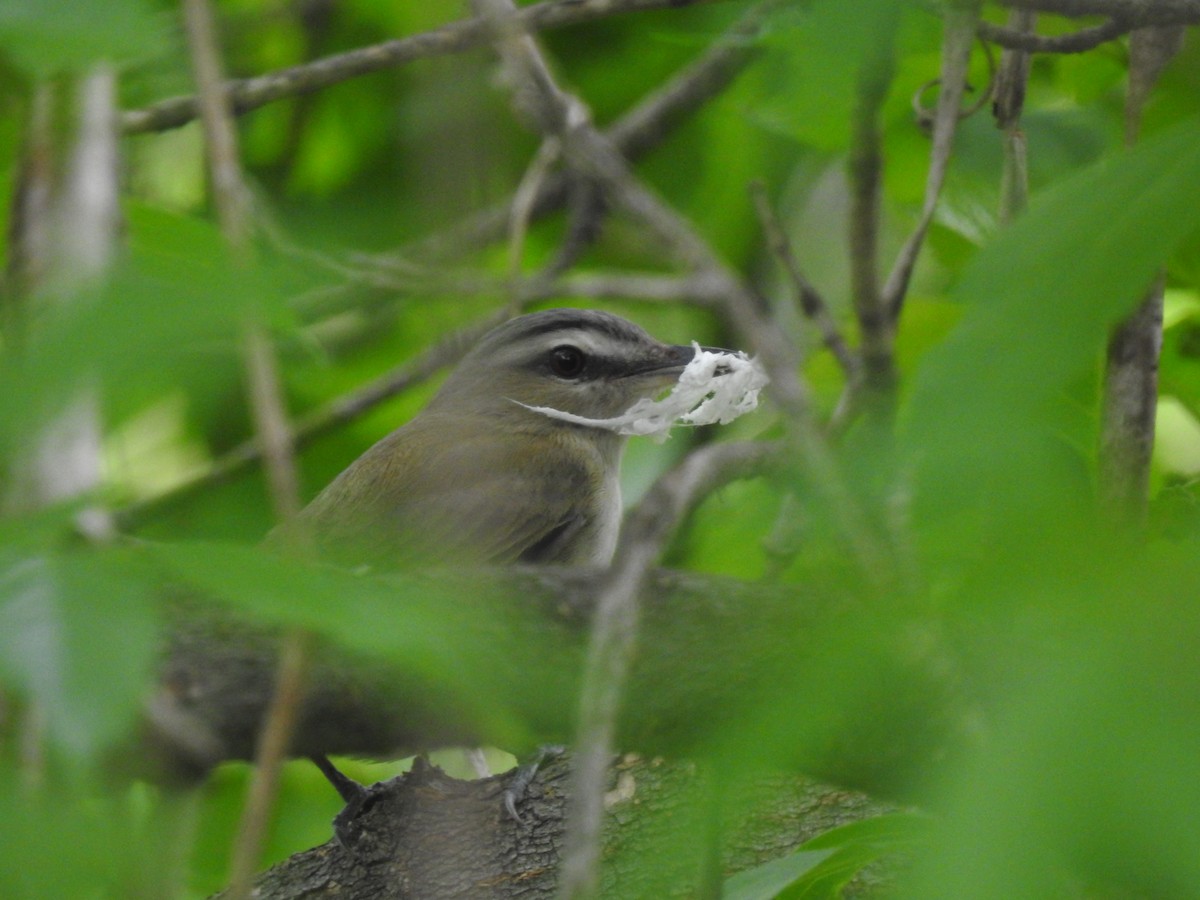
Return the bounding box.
[517,344,768,442]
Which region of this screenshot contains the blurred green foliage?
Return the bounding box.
[1,0,1200,897]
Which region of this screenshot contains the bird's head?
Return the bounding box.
[428,308,699,424]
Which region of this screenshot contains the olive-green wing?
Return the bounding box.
[283,413,598,568]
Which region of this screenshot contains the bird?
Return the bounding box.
[273,307,714,820]
[275,307,703,571]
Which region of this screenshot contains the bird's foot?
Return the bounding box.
[503,744,565,823]
[310,754,378,850]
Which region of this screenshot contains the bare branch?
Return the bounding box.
[883,3,980,321]
[846,11,899,399]
[182,0,312,893]
[181,0,304,528]
[122,0,728,135]
[994,9,1036,223]
[1100,279,1165,526]
[749,181,860,382]
[995,0,1200,25]
[1125,23,1187,144]
[295,269,730,318]
[508,137,562,290]
[978,16,1130,52]
[911,39,995,130]
[235,754,888,899]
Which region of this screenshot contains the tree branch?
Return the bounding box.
[222,753,891,899]
[846,13,898,401]
[137,557,956,895]
[994,0,1200,24]
[993,9,1035,223]
[978,16,1130,53]
[1097,24,1184,526]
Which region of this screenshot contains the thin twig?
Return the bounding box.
[562,441,778,898]
[748,181,859,381]
[123,0,727,135]
[4,84,54,313]
[1125,24,1186,146]
[978,16,1129,53]
[241,326,304,525]
[508,136,562,295]
[883,2,981,319]
[181,1,311,896]
[52,70,122,291]
[994,9,1036,224]
[295,266,731,315]
[995,0,1200,25]
[911,39,995,132]
[846,10,898,398]
[181,0,303,526]
[227,630,313,895]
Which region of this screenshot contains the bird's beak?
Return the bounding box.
[623,343,695,380]
[623,342,742,385]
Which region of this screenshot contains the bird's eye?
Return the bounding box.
[548,345,586,379]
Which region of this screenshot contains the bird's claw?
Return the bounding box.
[503,744,565,823]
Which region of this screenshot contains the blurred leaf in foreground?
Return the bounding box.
[0,0,168,76]
[0,530,157,764]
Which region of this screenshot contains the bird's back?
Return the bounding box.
[274,411,620,569]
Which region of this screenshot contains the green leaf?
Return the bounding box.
[144,540,582,752]
[0,206,291,469]
[902,543,1200,897]
[723,813,932,900]
[0,0,169,75]
[753,0,905,151]
[904,117,1200,538]
[779,813,933,898]
[723,850,835,900]
[0,539,157,761]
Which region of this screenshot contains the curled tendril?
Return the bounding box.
[911,36,997,134]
